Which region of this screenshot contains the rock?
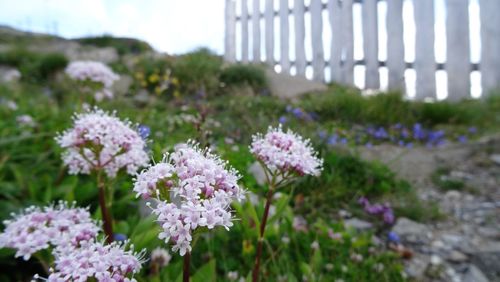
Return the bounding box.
[470,252,500,281]
[392,218,431,243]
[113,74,133,96]
[0,66,21,83]
[405,254,430,279]
[447,250,468,263]
[490,154,500,165]
[343,218,373,231]
[463,265,490,282]
[265,69,327,99]
[430,255,443,265]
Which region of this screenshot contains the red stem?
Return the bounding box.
[97,173,113,244]
[252,188,274,282]
[183,251,191,282]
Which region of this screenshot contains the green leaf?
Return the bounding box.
[191,259,216,282]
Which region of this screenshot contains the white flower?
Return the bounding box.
[65,60,119,101]
[250,125,323,176]
[55,107,149,178]
[133,142,244,255]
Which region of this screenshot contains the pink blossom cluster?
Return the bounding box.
[65,61,119,101]
[250,126,323,176]
[44,240,144,282]
[55,108,149,178]
[133,142,243,256]
[0,202,99,260]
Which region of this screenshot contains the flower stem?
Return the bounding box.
[252,186,274,282]
[183,251,191,282]
[97,172,113,243]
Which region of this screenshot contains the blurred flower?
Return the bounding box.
[138,124,151,140]
[278,116,288,124]
[350,253,363,262]
[281,236,290,244]
[227,271,239,281]
[151,247,171,268]
[16,114,35,127]
[293,216,308,232]
[457,135,467,143]
[114,233,127,242]
[468,127,477,134]
[387,231,400,243]
[310,241,319,250]
[325,263,334,271]
[65,61,119,101]
[328,229,343,241]
[6,100,17,110]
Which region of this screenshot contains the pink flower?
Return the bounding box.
[65,61,119,101]
[250,125,323,176]
[133,142,244,255]
[43,240,144,282]
[55,108,149,178]
[0,202,99,260]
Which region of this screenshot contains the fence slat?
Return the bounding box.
[224,0,236,62]
[265,0,274,64]
[480,0,500,97]
[362,0,380,89]
[386,0,405,91]
[252,0,261,62]
[241,0,249,63]
[311,0,324,82]
[294,0,306,76]
[413,0,436,99]
[341,0,354,85]
[446,0,470,101]
[328,0,342,83]
[280,0,290,73]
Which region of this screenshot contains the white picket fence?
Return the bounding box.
[224,0,500,100]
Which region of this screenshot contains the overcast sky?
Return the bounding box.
[0,0,226,54]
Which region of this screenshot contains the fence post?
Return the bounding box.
[280,0,290,73]
[241,0,249,63]
[446,0,470,101]
[329,0,342,83]
[252,0,261,63]
[294,0,306,76]
[341,0,354,86]
[363,0,380,89]
[225,0,236,63]
[386,0,405,91]
[414,0,436,99]
[311,0,324,82]
[265,0,274,65]
[480,0,500,98]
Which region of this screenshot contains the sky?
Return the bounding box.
[0,0,483,98]
[0,0,226,55]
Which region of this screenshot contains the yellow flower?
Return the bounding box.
[135,72,144,79]
[154,86,162,95]
[242,240,254,255]
[171,77,179,86]
[149,73,159,83]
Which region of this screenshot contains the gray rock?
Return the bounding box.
[265,68,327,99]
[447,250,468,263]
[405,254,430,279]
[344,218,373,231]
[392,218,431,243]
[0,66,20,83]
[463,265,490,282]
[489,154,500,165]
[113,74,133,96]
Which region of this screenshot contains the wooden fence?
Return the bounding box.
[224,0,500,100]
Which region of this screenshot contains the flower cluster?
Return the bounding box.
[0,202,99,260]
[43,240,143,282]
[319,123,478,148]
[65,61,119,101]
[55,108,149,178]
[358,197,395,224]
[133,142,243,255]
[250,126,323,176]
